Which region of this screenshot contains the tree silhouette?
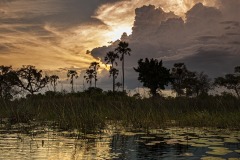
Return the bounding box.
[171,63,211,97]
[214,66,240,98]
[171,63,189,97]
[104,51,119,67]
[115,82,122,91]
[115,41,131,92]
[89,62,100,88]
[67,70,78,93]
[49,75,59,92]
[16,65,49,95]
[0,66,19,99]
[191,72,211,97]
[84,69,95,88]
[104,51,119,92]
[134,58,171,96]
[235,66,240,73]
[109,67,119,91]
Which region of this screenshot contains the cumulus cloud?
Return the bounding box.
[91,1,240,89]
[94,0,219,41]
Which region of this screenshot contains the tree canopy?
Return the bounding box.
[134,58,171,96]
[171,63,211,97]
[0,66,19,99]
[171,63,189,96]
[16,65,49,95]
[215,66,240,98]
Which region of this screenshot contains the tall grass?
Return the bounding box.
[0,92,240,133]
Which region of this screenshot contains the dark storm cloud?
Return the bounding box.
[0,0,123,46]
[91,2,240,89]
[0,0,16,4]
[221,21,240,27]
[131,5,178,39]
[0,0,121,28]
[185,3,222,25]
[91,43,118,60]
[219,0,240,20]
[170,49,240,77]
[196,36,218,42]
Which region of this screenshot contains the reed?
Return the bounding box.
[0,92,239,133]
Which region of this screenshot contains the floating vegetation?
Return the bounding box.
[0,125,239,160]
[235,150,240,153]
[181,153,194,156]
[145,142,157,146]
[201,157,225,160]
[207,147,232,156]
[140,136,156,139]
[190,143,209,147]
[121,132,136,136]
[224,138,239,143]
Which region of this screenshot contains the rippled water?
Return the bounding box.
[0,122,239,160]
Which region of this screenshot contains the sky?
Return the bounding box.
[0,0,239,91]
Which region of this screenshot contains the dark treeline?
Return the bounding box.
[0,41,240,99]
[0,41,240,132]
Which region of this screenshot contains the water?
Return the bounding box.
[0,122,239,160]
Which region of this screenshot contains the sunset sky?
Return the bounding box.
[0,0,239,91]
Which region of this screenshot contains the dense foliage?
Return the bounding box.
[215,66,240,98]
[134,58,171,96]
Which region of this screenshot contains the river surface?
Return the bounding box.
[0,121,239,160]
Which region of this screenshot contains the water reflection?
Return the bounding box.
[0,123,239,160]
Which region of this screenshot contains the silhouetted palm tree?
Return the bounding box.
[109,67,119,91]
[49,75,59,92]
[115,41,131,92]
[104,51,119,91]
[67,70,78,93]
[104,51,119,67]
[89,62,100,88]
[84,69,95,88]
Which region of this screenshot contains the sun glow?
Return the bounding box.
[107,26,132,41]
